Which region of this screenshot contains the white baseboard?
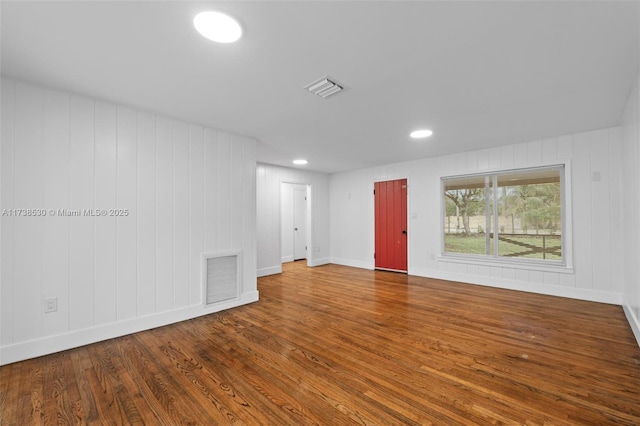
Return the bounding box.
[623,304,640,348]
[0,291,259,366]
[281,255,294,263]
[257,265,282,277]
[308,257,330,267]
[329,257,373,270]
[410,266,623,305]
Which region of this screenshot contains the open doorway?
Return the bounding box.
[281,182,310,264]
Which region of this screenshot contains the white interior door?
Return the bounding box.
[293,187,307,260]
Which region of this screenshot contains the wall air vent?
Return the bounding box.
[304,76,344,99]
[202,251,242,306]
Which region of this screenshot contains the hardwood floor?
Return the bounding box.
[2,261,640,425]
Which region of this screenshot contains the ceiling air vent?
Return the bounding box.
[304,76,344,99]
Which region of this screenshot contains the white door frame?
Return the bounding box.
[280,181,313,267]
[292,185,308,260]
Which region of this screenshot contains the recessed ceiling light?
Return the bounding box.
[293,159,308,165]
[194,11,242,43]
[410,129,433,139]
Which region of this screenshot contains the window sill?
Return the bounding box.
[436,254,574,274]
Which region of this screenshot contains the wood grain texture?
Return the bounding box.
[2,261,639,425]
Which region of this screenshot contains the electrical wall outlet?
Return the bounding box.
[44,297,57,313]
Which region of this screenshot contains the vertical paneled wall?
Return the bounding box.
[0,78,257,364]
[621,72,640,343]
[329,126,624,304]
[256,163,330,276]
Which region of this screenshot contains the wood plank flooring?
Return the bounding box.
[2,261,640,425]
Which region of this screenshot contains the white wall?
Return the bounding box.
[256,163,329,276]
[330,127,624,305]
[621,72,640,344]
[0,78,258,365]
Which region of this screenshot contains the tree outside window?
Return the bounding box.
[443,166,564,262]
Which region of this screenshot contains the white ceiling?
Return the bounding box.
[2,1,638,173]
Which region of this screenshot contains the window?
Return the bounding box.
[442,165,565,264]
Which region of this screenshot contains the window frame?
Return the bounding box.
[439,162,573,273]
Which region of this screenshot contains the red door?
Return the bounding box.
[374,179,407,272]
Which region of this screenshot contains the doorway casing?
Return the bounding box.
[280,181,313,267]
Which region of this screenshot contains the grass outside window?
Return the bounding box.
[442,166,565,264]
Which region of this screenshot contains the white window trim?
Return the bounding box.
[439,160,573,272]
